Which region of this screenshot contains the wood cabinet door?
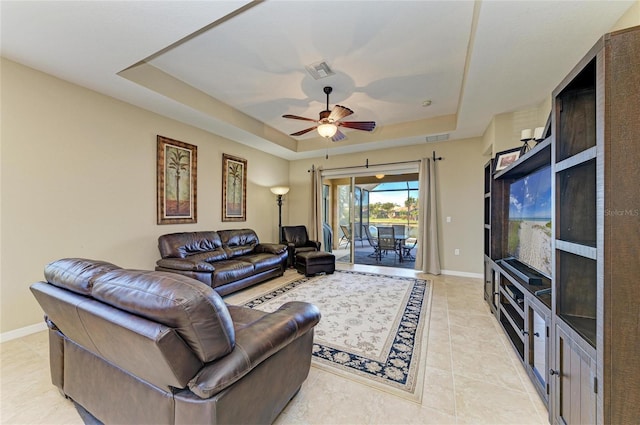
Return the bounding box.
[553,325,596,425]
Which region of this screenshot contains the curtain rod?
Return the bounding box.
[308,158,421,173]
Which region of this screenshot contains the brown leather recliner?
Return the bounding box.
[30,258,320,425]
[281,225,321,268]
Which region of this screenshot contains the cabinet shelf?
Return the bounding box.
[500,302,525,334]
[497,261,552,310]
[494,138,551,180]
[559,314,596,348]
[555,240,597,260]
[500,312,525,360]
[555,146,597,172]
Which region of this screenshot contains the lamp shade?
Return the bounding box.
[270,186,290,195]
[317,123,338,138]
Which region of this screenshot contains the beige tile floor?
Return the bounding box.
[1,263,549,424]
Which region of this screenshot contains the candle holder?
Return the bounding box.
[520,129,533,154]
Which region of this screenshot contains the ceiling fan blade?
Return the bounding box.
[290,126,317,136]
[328,105,353,122]
[282,114,318,122]
[339,121,376,132]
[331,129,346,142]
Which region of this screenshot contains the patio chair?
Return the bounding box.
[403,237,417,260]
[339,225,364,249]
[339,225,351,249]
[393,224,407,257]
[376,226,399,262]
[363,225,381,258]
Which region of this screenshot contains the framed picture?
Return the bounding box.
[493,147,522,173]
[222,153,247,221]
[157,135,197,224]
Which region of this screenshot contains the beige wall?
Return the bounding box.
[288,137,486,276]
[0,58,289,334]
[612,0,640,31]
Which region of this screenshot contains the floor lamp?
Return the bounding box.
[270,186,289,243]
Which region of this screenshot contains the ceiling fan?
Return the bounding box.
[282,86,376,142]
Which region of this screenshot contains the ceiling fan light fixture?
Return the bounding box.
[317,122,338,138]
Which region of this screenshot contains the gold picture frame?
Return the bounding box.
[157,135,197,224]
[222,153,247,222]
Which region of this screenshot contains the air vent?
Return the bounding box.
[305,61,335,80]
[426,134,449,143]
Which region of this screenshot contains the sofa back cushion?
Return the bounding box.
[218,229,259,258]
[158,231,225,260]
[44,258,122,295]
[91,269,236,363]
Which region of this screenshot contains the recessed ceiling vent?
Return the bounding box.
[426,134,449,143]
[305,61,335,80]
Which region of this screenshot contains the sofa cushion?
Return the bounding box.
[218,229,258,258]
[211,260,255,288]
[158,232,223,259]
[238,253,285,273]
[91,269,235,363]
[45,258,121,295]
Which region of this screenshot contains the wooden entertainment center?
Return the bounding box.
[483,26,639,424]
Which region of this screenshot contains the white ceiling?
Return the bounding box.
[1,1,635,160]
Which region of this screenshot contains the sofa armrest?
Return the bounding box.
[188,301,321,398]
[254,243,287,255]
[155,258,215,272]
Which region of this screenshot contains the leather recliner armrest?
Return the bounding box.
[155,258,215,272]
[254,243,287,255]
[188,301,321,399]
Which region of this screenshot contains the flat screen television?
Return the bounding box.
[507,165,552,278]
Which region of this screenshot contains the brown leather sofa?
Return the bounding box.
[30,258,320,425]
[155,229,288,296]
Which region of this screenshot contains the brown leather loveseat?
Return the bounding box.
[30,258,320,424]
[156,229,288,296]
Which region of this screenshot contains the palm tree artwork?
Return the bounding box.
[226,161,243,216]
[165,146,191,216]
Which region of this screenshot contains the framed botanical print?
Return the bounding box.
[222,153,247,221]
[157,135,197,224]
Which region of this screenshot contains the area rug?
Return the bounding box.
[243,270,432,402]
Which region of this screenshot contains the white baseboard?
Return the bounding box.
[0,322,47,343]
[441,269,483,279]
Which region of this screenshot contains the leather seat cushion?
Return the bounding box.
[238,253,284,273]
[212,260,255,287]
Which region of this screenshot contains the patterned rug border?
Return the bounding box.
[243,269,432,402]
